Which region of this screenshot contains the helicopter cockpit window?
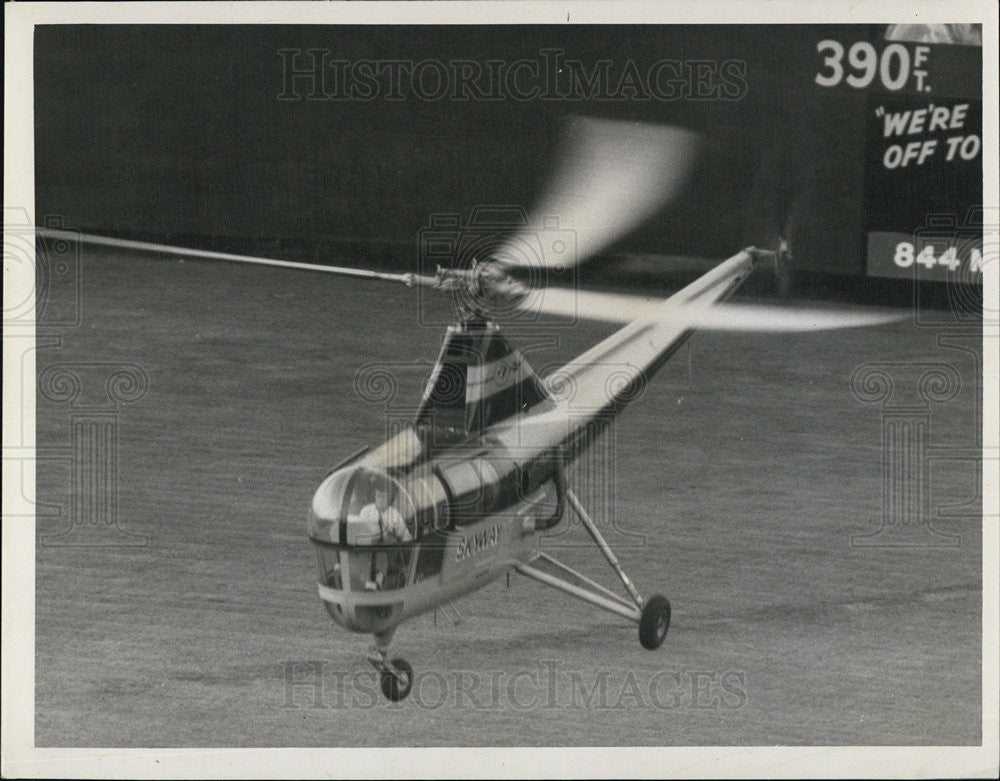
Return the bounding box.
[310,464,444,546]
[344,468,418,545]
[347,546,413,592]
[315,546,344,590]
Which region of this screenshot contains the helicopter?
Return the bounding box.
[37,224,901,703]
[36,118,902,702]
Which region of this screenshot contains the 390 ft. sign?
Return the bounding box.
[815,40,931,92]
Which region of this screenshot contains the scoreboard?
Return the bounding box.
[32,23,985,283]
[809,31,983,283]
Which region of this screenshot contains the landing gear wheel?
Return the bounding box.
[639,594,671,650]
[380,657,414,702]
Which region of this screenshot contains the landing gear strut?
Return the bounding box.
[367,633,414,702]
[515,488,671,650]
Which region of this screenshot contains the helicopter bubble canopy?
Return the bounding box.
[309,467,410,545]
[308,463,446,546]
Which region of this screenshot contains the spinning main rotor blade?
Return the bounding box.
[516,287,907,332]
[493,116,701,272]
[35,229,439,288]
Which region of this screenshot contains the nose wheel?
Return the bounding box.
[380,658,413,702]
[367,645,414,702]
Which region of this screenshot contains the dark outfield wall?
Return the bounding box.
[34,25,982,275]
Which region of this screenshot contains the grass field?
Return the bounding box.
[34,247,982,746]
